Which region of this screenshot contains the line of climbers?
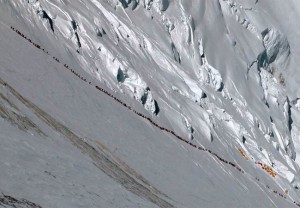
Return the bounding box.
[11,26,48,54]
[12,24,246,174]
[94,85,244,173]
[9,26,300,207]
[257,176,288,198]
[11,26,91,84]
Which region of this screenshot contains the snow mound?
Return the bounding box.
[115,65,160,115]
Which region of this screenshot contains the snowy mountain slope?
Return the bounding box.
[0,76,174,208]
[0,23,294,208]
[1,0,300,207]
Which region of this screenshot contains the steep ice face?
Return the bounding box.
[263,28,290,68]
[258,28,290,72]
[198,39,224,92]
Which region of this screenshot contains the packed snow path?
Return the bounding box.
[4,25,300,207]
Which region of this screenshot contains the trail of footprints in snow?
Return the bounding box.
[9,26,300,207]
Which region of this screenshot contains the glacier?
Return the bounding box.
[1,0,300,207]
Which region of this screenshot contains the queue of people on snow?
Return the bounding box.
[11,25,92,84]
[10,25,299,207]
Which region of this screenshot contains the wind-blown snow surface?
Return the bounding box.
[1,0,300,207]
